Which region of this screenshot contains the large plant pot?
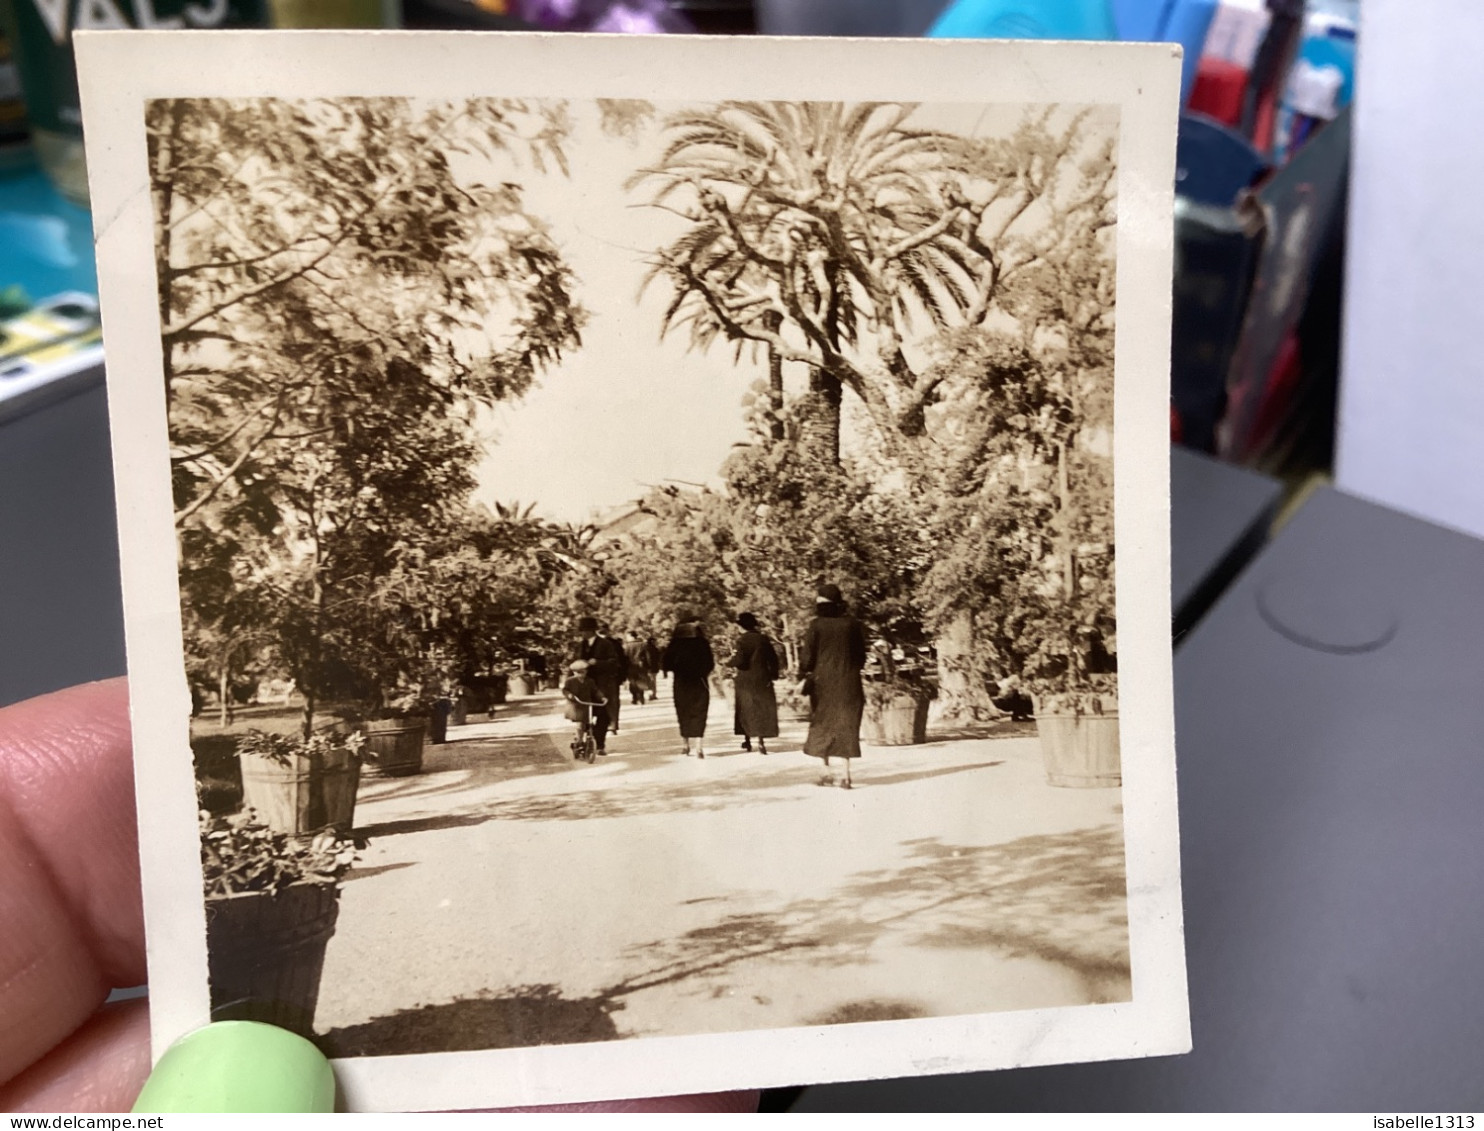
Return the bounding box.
[510,674,534,699]
[864,694,931,745]
[239,742,360,836]
[206,882,340,1038]
[1036,695,1120,787]
[364,718,426,777]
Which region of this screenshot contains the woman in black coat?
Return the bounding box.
[730,612,780,754]
[662,611,714,758]
[799,583,867,788]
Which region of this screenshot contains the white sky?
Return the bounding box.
[466,100,1115,525]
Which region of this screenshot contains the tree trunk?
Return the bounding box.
[149,101,183,409]
[804,366,842,465]
[934,609,996,720]
[764,311,785,442]
[218,661,231,729]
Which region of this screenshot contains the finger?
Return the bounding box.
[0,999,152,1114]
[0,678,145,1084]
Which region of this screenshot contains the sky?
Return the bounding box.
[467,102,754,525]
[463,100,1116,525]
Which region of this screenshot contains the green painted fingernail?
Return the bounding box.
[132,1021,336,1113]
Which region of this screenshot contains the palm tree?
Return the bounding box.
[631,102,1113,462]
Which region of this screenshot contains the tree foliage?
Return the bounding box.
[152,96,584,530]
[631,102,1119,712]
[631,102,1116,460]
[157,97,588,733]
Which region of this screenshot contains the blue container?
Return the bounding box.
[928,0,1117,39]
[1111,0,1219,104]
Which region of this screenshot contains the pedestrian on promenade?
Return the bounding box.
[642,634,663,701]
[662,610,714,758]
[730,612,780,755]
[560,659,609,756]
[799,582,867,788]
[573,615,627,740]
[624,630,655,705]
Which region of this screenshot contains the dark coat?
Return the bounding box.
[800,612,867,759]
[662,628,714,738]
[624,638,656,692]
[574,634,627,730]
[731,630,780,739]
[562,675,605,724]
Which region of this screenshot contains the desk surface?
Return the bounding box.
[1170,445,1282,635]
[799,486,1484,1110]
[0,377,125,707]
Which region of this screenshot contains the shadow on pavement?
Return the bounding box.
[356,756,1010,837]
[319,984,622,1057]
[613,825,1131,1015]
[916,718,1039,743]
[802,999,930,1025]
[322,825,1128,1052]
[848,829,1132,1001]
[355,730,569,812]
[341,861,417,884]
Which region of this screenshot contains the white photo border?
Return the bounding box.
[77,29,1186,1111]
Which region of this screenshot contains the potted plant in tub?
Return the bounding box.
[236,728,365,837]
[861,643,936,746]
[362,681,441,776]
[1017,539,1120,788]
[200,809,358,1037]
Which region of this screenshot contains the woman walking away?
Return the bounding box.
[730,612,780,754]
[662,610,714,758]
[624,630,654,706]
[799,583,867,788]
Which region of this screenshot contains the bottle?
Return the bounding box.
[928,0,1118,40]
[1271,7,1355,161]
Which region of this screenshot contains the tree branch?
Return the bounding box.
[162,103,478,343]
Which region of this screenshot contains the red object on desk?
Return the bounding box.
[1190,58,1248,128]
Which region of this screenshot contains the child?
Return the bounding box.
[562,659,609,755]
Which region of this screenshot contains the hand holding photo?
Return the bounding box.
[78,29,1186,1111]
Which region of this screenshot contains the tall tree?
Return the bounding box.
[632,102,1118,715]
[151,96,584,530]
[153,97,588,735]
[630,102,1115,463]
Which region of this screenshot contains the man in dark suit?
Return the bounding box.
[574,615,628,739]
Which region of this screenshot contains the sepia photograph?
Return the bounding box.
[80,32,1185,1110]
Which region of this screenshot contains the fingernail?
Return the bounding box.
[132,1021,336,1113]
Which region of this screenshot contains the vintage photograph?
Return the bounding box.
[81,31,1183,1110]
[161,89,1126,1044]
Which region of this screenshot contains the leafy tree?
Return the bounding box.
[595,404,929,672]
[910,321,1115,715]
[250,379,481,731]
[631,102,1119,717]
[630,102,1115,465]
[151,96,583,529]
[152,97,589,736]
[178,522,271,725]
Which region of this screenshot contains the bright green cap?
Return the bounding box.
[132,1021,336,1113]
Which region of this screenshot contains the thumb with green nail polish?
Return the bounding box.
[133,1021,336,1113]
